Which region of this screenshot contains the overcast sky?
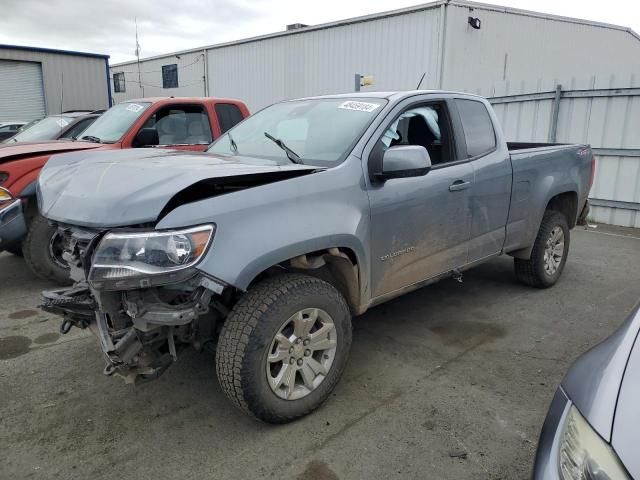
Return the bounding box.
[2,0,639,64]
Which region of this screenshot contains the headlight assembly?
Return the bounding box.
[559,405,629,480]
[88,224,214,290]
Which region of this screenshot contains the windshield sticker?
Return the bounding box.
[55,118,69,127]
[125,103,144,113]
[338,101,381,113]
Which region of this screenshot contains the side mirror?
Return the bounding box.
[133,128,159,148]
[374,145,432,181]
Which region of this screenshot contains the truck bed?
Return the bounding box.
[502,141,593,256]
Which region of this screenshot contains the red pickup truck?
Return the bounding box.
[0,97,249,283]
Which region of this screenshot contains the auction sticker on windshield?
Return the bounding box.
[338,101,381,113]
[125,103,144,113]
[55,119,69,127]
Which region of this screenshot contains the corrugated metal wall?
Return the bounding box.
[443,3,640,95]
[110,50,207,101]
[205,8,443,111]
[112,6,444,110]
[485,75,640,228]
[0,47,109,115]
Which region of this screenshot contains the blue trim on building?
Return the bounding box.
[0,43,109,59]
[105,59,113,107]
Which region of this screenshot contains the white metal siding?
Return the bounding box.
[112,8,443,110]
[0,60,45,121]
[443,4,640,95]
[206,9,442,111]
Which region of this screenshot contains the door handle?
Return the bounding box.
[449,180,471,192]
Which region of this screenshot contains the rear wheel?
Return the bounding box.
[23,214,72,285]
[514,210,570,288]
[216,274,352,423]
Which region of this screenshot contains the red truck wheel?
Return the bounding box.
[23,214,72,285]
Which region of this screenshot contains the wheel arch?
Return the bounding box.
[509,188,578,260]
[232,242,367,316]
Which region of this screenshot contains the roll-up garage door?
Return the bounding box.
[0,60,46,122]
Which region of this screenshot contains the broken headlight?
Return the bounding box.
[88,225,214,290]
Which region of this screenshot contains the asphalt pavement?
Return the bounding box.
[1,224,639,479]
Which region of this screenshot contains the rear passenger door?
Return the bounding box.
[454,98,511,262]
[141,104,213,151]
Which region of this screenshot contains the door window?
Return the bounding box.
[142,105,212,145]
[381,102,455,166]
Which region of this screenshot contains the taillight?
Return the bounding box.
[589,156,596,190]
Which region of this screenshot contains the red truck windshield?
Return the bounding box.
[79,102,151,143]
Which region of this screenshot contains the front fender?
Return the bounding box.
[156,157,371,294]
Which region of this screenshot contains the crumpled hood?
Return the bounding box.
[0,140,103,164]
[38,148,318,227]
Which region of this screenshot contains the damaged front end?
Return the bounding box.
[40,222,227,384]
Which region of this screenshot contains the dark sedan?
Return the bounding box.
[533,301,640,479]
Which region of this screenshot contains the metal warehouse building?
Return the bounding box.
[0,45,111,122]
[110,0,640,227]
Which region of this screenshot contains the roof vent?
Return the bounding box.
[286,23,308,31]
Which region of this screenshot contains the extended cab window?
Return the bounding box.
[142,105,212,145]
[455,99,496,158]
[215,103,244,134]
[381,103,454,165]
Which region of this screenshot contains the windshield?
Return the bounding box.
[8,116,73,143]
[79,102,151,143]
[207,98,387,166]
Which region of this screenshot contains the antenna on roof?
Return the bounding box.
[416,72,426,90]
[135,17,145,97]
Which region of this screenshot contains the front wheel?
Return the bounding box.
[514,210,570,288]
[216,274,352,423]
[23,214,72,285]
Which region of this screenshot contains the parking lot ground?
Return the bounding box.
[1,223,639,480]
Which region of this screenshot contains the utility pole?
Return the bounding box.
[135,17,145,97]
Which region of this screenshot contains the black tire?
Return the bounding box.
[3,243,23,257]
[514,210,570,288]
[23,214,72,285]
[216,273,352,423]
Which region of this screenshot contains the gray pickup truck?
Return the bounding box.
[37,91,593,423]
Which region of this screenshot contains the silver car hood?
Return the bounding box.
[610,303,640,478]
[38,148,319,228]
[562,301,640,478]
[562,302,640,442]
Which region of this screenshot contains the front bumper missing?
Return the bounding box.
[0,199,27,250]
[40,281,217,384]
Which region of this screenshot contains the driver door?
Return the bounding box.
[367,100,473,299]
